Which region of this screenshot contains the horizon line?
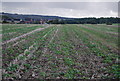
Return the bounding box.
[1,12,118,18]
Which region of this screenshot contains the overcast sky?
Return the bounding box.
[1,1,119,18]
[1,0,120,2]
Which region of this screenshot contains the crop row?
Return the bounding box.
[2,24,120,79]
[3,26,59,79]
[85,24,118,33]
[78,24,118,53]
[2,24,45,41]
[2,24,43,31]
[73,25,119,78]
[2,25,56,69]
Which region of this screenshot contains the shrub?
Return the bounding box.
[106,22,112,25]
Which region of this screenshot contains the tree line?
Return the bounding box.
[47,17,120,25]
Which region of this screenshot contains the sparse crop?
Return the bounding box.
[2,24,119,79]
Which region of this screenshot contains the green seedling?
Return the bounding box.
[7,64,19,71]
[64,57,74,66]
[24,64,31,69]
[24,50,30,55]
[19,55,26,60]
[64,68,82,79]
[40,72,46,77]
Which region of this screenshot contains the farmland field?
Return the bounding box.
[2,24,120,79]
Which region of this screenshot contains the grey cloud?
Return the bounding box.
[2,2,118,18]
